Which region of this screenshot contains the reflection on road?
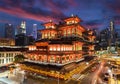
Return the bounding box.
[80,61,106,84]
[91,61,105,84]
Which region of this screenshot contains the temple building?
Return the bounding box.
[25,15,96,66]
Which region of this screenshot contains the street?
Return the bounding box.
[0,56,120,84]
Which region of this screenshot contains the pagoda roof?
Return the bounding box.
[49,39,73,45]
[61,36,85,42]
[27,50,75,55]
[35,39,49,42]
[58,23,85,32]
[63,16,81,22]
[42,22,56,26]
[38,28,57,32]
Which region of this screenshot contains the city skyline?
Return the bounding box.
[0,1,120,83]
[0,0,120,37]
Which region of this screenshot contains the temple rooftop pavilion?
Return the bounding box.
[24,15,96,66]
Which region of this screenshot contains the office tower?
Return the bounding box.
[32,24,37,40]
[15,34,28,46]
[17,21,26,35]
[5,23,14,38]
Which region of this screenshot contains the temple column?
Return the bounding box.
[69,55,71,61]
[62,56,64,63]
[60,56,62,64]
[50,31,51,38]
[54,55,56,63]
[47,55,49,63]
[66,29,67,36]
[71,28,72,35]
[47,32,49,38]
[65,56,67,62]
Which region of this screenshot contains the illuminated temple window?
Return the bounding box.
[51,34,55,38]
[67,21,73,25]
[46,26,49,29]
[48,32,50,38]
[50,56,55,63]
[66,20,77,25]
[72,28,75,34]
[56,57,60,63]
[44,55,47,62]
[57,47,60,51]
[46,25,55,29]
[77,46,82,50]
[67,29,71,35]
[29,46,36,51]
[44,33,47,38]
[53,47,56,51]
[42,34,44,39]
[64,30,66,36]
[50,47,52,51]
[61,46,64,51]
[78,31,82,36]
[49,45,73,51]
[52,26,55,28]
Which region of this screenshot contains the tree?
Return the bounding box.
[14,54,26,63]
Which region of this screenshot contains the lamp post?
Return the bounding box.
[86,62,89,65]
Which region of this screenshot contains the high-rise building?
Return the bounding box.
[109,21,116,46]
[15,34,28,46]
[99,28,109,50]
[32,24,37,40]
[5,23,14,39]
[17,21,26,35]
[98,21,117,51]
[15,21,28,46]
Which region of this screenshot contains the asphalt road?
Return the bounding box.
[80,61,105,84]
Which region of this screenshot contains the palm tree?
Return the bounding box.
[14,54,26,63]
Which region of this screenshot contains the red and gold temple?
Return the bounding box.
[25,15,96,66]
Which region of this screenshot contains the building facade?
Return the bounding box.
[0,46,27,66]
[17,21,26,35]
[0,38,15,46]
[32,24,37,40]
[25,16,96,66]
[98,21,117,51]
[5,23,14,39]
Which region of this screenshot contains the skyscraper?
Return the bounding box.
[17,21,26,35]
[32,24,37,40]
[15,21,27,46]
[109,21,116,46]
[5,23,14,38]
[20,21,26,34]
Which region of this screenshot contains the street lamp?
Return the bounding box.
[86,62,89,65]
[108,69,112,78]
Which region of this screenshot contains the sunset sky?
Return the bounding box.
[0,0,120,37]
